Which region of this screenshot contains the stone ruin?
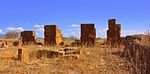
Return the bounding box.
[37,49,63,59]
[21,31,36,45]
[18,48,29,62]
[107,19,121,46]
[44,25,63,46]
[123,36,150,74]
[13,41,19,46]
[37,47,80,60]
[80,24,96,46]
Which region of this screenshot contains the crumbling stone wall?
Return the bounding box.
[80,24,96,46]
[44,25,63,45]
[122,35,150,74]
[21,31,36,45]
[124,41,150,74]
[107,19,121,46]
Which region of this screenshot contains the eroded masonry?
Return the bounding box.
[21,31,36,45]
[107,19,121,45]
[44,25,63,45]
[80,24,96,46]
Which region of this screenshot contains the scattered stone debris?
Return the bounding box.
[37,49,63,59]
[62,47,80,55]
[71,40,81,46]
[60,47,80,59]
[36,47,80,60]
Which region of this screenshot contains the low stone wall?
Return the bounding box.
[124,41,150,74]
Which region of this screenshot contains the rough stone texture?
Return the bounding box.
[116,24,121,42]
[124,41,150,74]
[80,24,96,46]
[37,49,63,59]
[44,25,63,45]
[126,35,142,42]
[13,41,19,46]
[107,19,121,46]
[21,31,36,45]
[18,48,29,62]
[36,50,48,59]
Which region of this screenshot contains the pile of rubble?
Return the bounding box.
[17,47,80,62]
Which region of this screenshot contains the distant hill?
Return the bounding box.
[0,34,5,38]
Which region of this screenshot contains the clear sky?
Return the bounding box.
[0,0,150,38]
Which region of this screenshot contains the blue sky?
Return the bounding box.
[0,0,150,38]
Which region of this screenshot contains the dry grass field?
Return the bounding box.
[0,38,134,74]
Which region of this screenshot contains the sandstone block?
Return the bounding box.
[18,48,29,62]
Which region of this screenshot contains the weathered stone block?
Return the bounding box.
[80,24,96,46]
[21,31,36,45]
[107,19,121,46]
[44,25,63,45]
[37,49,48,59]
[37,49,63,59]
[108,19,116,30]
[18,48,29,62]
[13,41,19,46]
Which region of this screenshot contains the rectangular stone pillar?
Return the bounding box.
[44,25,63,45]
[80,24,96,46]
[107,19,121,46]
[21,31,36,45]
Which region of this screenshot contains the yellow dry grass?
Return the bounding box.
[0,38,132,74]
